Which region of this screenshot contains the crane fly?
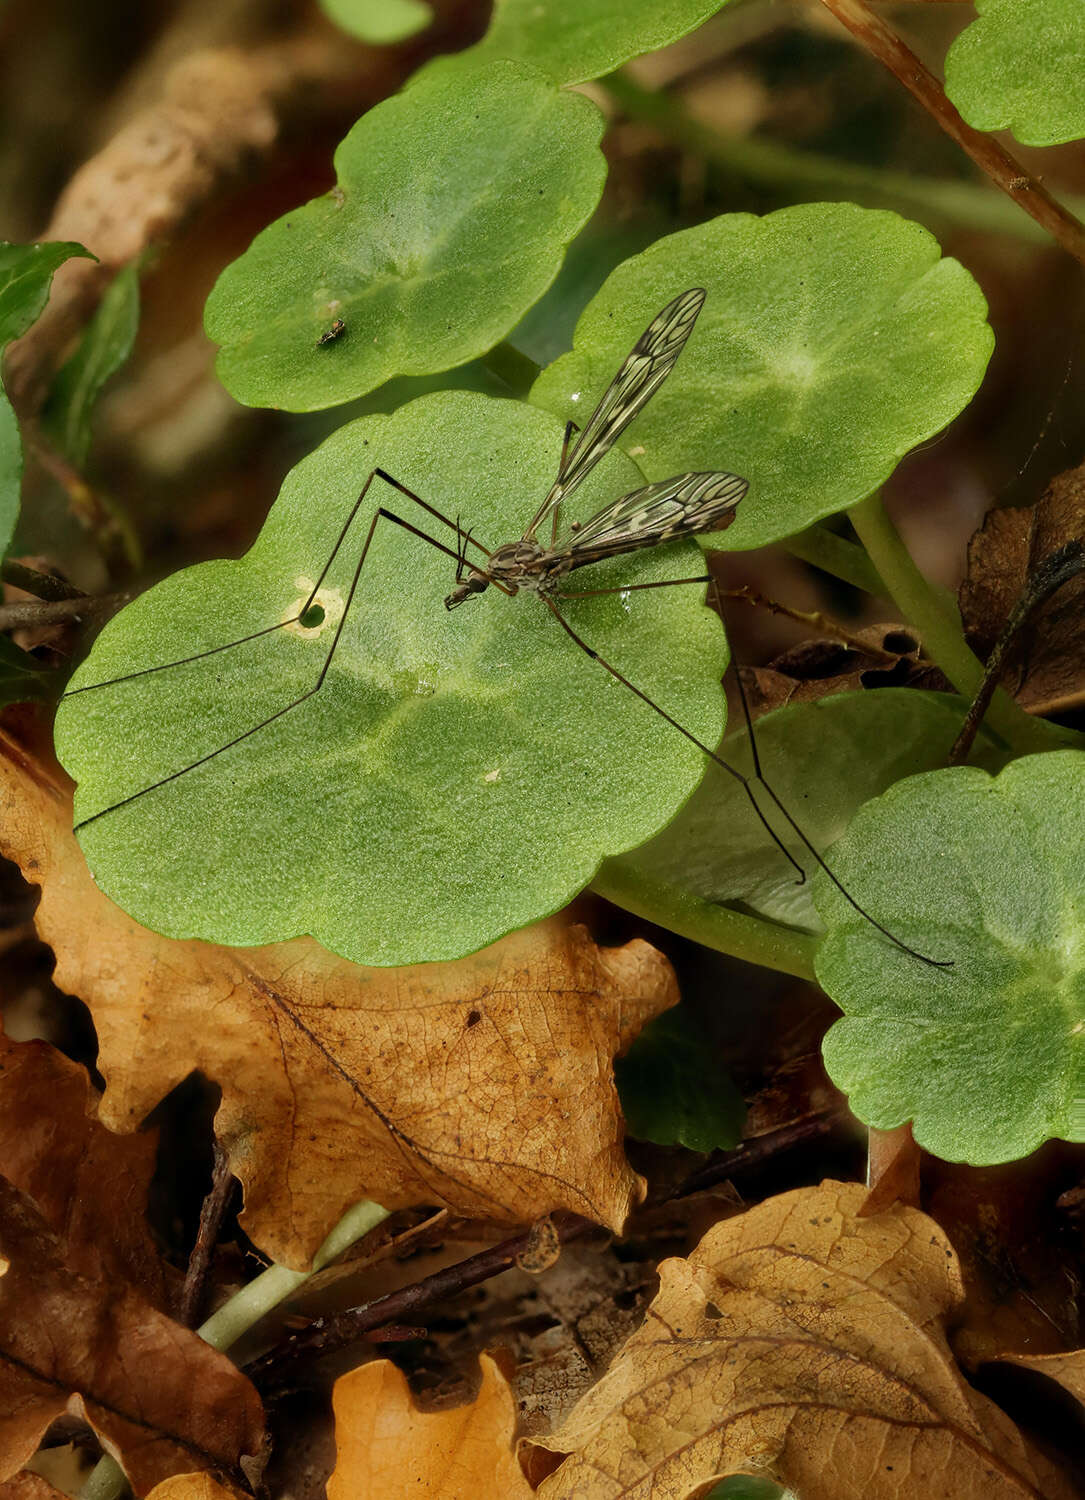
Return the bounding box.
[63,288,948,968]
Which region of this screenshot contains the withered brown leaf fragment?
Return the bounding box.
[959,471,1085,719]
[144,1478,238,1500]
[0,727,676,1269]
[0,1178,265,1495]
[522,1181,1081,1499]
[0,1032,169,1307]
[0,1474,68,1498]
[327,1355,534,1500]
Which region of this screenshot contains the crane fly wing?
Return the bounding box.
[524,288,707,540]
[564,471,748,561]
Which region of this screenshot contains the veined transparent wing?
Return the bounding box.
[564,471,748,563]
[524,288,706,540]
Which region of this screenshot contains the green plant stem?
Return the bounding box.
[782,523,887,596]
[603,71,1085,245]
[818,0,1085,267]
[76,1200,388,1500]
[593,857,818,981]
[197,1198,389,1349]
[847,492,1054,755]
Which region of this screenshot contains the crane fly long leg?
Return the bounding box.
[557,573,713,598]
[73,508,466,832]
[541,594,951,970]
[557,569,802,882]
[549,420,580,547]
[64,469,492,698]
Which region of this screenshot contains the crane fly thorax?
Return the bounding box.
[486,539,571,593]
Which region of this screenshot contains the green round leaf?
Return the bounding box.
[56,390,728,966]
[616,1008,745,1152]
[945,0,1085,148]
[0,240,94,347]
[428,0,729,88]
[204,62,606,412]
[814,750,1085,1164]
[530,204,993,549]
[321,0,432,44]
[617,689,1004,932]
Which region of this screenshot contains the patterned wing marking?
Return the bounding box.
[564,471,748,561]
[523,288,707,540]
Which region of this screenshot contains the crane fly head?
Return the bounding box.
[444,572,490,610]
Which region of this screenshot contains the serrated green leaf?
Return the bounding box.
[616,1008,744,1152]
[945,0,1085,148]
[615,690,1005,933]
[530,204,993,549]
[44,262,140,465]
[0,635,56,706]
[56,388,728,967]
[204,62,606,412]
[321,0,432,44]
[424,0,729,89]
[0,240,95,346]
[814,750,1085,1165]
[0,388,20,559]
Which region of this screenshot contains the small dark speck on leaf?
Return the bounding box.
[466,1009,482,1027]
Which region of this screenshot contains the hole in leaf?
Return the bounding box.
[882,629,918,653]
[299,603,325,629]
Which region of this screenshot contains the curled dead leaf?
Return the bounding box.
[327,1354,533,1500]
[959,471,1085,718]
[0,1031,169,1307]
[0,725,677,1268]
[522,1181,1080,1498]
[740,622,950,716]
[0,1177,264,1495]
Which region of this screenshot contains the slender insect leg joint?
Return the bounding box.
[64,468,495,699]
[72,506,470,832]
[542,594,950,969]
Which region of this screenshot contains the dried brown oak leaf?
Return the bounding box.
[0,1178,264,1496]
[327,1354,533,1500]
[989,1349,1085,1407]
[0,1031,169,1308]
[0,729,675,1269]
[145,1479,237,1500]
[741,622,949,715]
[522,1181,1078,1499]
[959,472,1085,718]
[0,1475,67,1499]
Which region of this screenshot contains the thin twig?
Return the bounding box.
[178,1143,236,1327]
[818,0,1085,267]
[245,1213,600,1392]
[0,591,131,631]
[675,1114,838,1198]
[1,561,84,602]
